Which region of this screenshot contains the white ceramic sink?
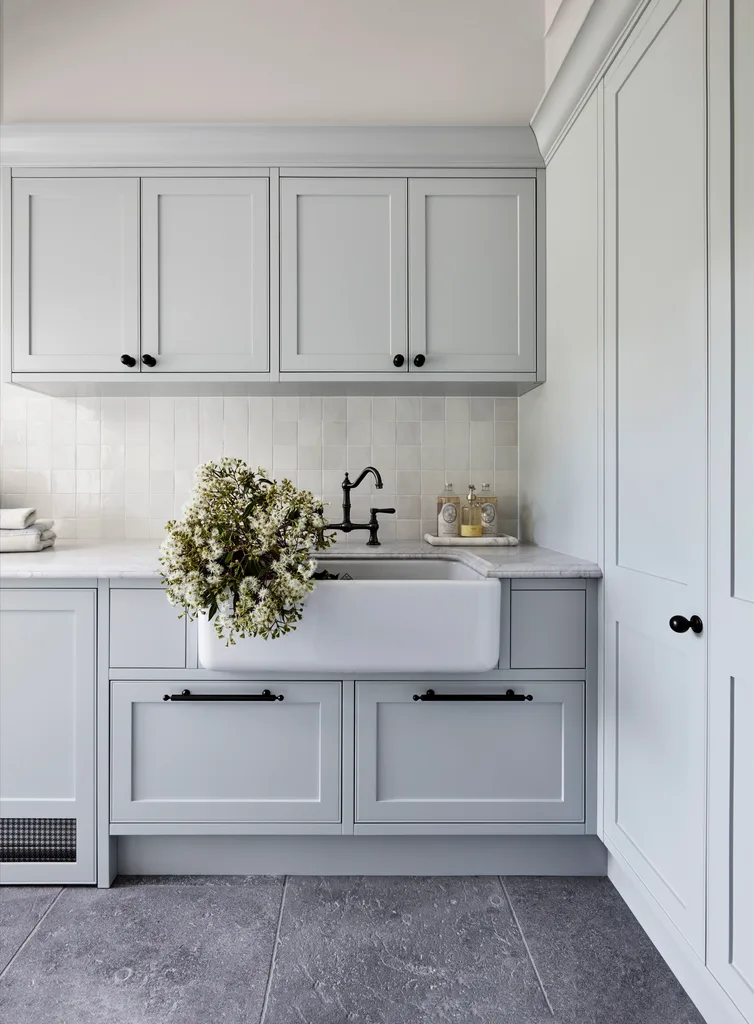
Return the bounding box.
[198,558,501,673]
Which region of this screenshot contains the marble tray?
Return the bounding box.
[423,533,519,547]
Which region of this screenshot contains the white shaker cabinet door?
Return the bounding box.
[280,178,407,373]
[12,177,140,373]
[603,0,708,957]
[408,178,536,373]
[141,177,269,373]
[0,590,96,884]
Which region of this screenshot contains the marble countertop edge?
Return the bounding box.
[0,539,602,580]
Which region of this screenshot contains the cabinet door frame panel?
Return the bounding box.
[141,176,270,373]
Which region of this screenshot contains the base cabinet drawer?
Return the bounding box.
[111,681,341,823]
[355,681,584,823]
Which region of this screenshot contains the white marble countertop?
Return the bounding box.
[0,539,602,580]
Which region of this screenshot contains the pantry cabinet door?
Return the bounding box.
[603,0,708,957]
[280,178,407,373]
[141,177,269,372]
[408,178,536,373]
[707,1,754,1017]
[0,590,96,884]
[12,177,139,373]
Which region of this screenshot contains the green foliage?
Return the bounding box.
[159,459,334,645]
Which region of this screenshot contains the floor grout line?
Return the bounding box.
[498,877,556,1018]
[259,875,288,1024]
[0,887,64,982]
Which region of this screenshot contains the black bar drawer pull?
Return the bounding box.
[163,689,284,702]
[412,688,533,702]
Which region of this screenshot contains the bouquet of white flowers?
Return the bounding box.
[159,459,335,644]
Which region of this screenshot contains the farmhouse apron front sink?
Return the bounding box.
[197,558,501,673]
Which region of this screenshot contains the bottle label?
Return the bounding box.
[438,501,459,537]
[480,501,497,536]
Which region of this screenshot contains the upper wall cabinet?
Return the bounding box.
[2,128,544,392]
[141,177,269,373]
[280,177,407,373]
[12,177,139,373]
[408,179,536,374]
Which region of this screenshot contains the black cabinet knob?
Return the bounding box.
[392,354,405,367]
[413,354,426,367]
[669,614,704,635]
[141,354,157,368]
[120,354,136,367]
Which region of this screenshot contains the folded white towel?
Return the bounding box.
[0,508,37,530]
[0,532,56,553]
[0,520,54,536]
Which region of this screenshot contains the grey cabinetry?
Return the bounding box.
[355,680,584,824]
[12,177,139,373]
[111,681,341,823]
[141,177,269,373]
[109,588,187,669]
[408,178,537,374]
[0,589,96,883]
[280,177,407,373]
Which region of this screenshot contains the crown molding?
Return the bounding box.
[0,123,544,169]
[532,0,651,163]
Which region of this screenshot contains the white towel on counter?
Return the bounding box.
[0,508,38,530]
[0,529,56,553]
[0,519,54,537]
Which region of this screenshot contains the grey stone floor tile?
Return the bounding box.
[0,876,284,1024]
[263,875,553,1024]
[0,886,62,974]
[503,877,706,1024]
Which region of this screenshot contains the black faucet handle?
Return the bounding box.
[370,507,396,516]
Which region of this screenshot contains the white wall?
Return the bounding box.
[0,0,544,124]
[519,91,601,563]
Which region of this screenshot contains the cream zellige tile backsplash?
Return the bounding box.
[0,387,518,542]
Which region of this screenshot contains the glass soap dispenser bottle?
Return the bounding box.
[480,483,498,536]
[461,485,483,538]
[436,482,460,537]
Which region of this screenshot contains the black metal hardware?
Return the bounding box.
[162,688,284,702]
[324,467,395,546]
[413,354,426,367]
[366,507,396,546]
[120,354,136,368]
[141,353,157,367]
[412,688,533,702]
[393,354,405,367]
[669,614,704,635]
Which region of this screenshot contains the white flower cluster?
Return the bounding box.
[159,459,334,644]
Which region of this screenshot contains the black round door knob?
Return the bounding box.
[669,614,704,635]
[141,354,157,367]
[120,354,136,367]
[413,354,426,367]
[392,354,405,367]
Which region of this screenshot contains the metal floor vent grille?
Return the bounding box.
[0,817,76,862]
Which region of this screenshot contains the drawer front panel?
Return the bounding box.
[110,589,186,669]
[356,681,584,823]
[509,589,586,669]
[111,681,341,823]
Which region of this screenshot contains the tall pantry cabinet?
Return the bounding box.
[529,0,753,1022]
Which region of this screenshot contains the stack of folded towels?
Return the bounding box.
[0,508,57,552]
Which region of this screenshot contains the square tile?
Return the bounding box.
[0,887,61,974]
[264,877,550,1024]
[503,878,706,1024]
[0,879,283,1024]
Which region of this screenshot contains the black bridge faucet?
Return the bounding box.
[326,466,395,546]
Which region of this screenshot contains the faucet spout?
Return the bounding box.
[347,466,383,491]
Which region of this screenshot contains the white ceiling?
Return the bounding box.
[0,0,545,125]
